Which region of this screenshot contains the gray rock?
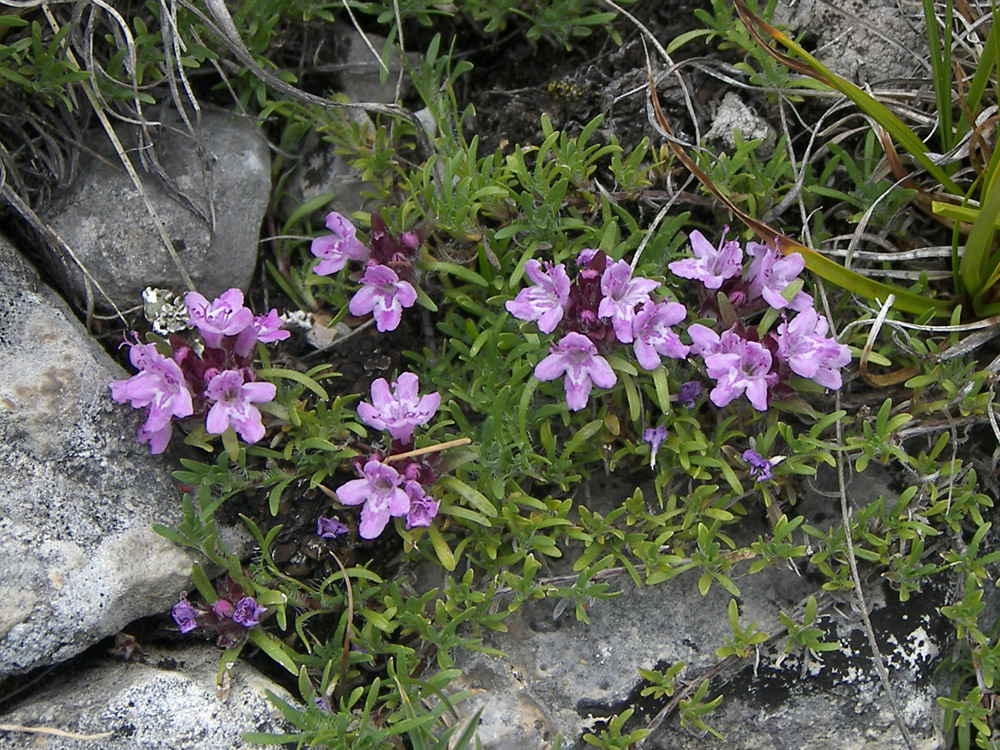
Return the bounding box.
[773,0,928,83]
[449,468,947,749]
[706,91,775,153]
[0,234,246,676]
[0,645,295,749]
[40,108,271,313]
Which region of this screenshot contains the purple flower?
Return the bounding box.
[357,372,441,442]
[597,260,660,343]
[336,459,411,539]
[774,309,852,389]
[668,229,743,289]
[233,309,290,357]
[742,449,773,482]
[311,211,369,275]
[678,381,703,408]
[204,370,277,444]
[631,300,690,370]
[172,597,199,634]
[110,342,194,453]
[212,598,235,619]
[746,242,813,311]
[184,289,255,349]
[505,260,571,333]
[643,425,668,470]
[534,332,617,411]
[317,516,349,538]
[348,264,418,332]
[698,328,774,411]
[403,480,439,529]
[233,596,266,628]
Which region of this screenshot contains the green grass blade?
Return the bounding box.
[922,0,953,151]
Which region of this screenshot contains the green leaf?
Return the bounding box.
[247,628,298,675]
[257,367,329,400]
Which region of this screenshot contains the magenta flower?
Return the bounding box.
[336,459,411,539]
[505,260,571,333]
[110,341,194,453]
[172,597,199,634]
[185,289,255,349]
[404,481,439,529]
[643,425,668,469]
[534,332,617,411]
[746,242,813,311]
[212,599,236,619]
[204,369,277,444]
[631,300,690,370]
[357,372,441,442]
[232,597,266,628]
[349,264,418,332]
[317,516,349,539]
[742,449,773,482]
[774,308,852,389]
[697,328,774,411]
[597,260,659,343]
[311,211,369,276]
[233,309,290,357]
[668,230,743,289]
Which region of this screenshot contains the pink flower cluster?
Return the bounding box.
[311,212,422,333]
[506,249,689,411]
[110,288,287,453]
[334,373,442,539]
[671,230,851,411]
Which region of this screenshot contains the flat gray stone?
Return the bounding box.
[40,108,271,312]
[0,234,246,676]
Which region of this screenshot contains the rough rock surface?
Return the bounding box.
[773,0,928,83]
[39,108,271,313]
[706,91,775,153]
[450,468,948,749]
[0,645,294,749]
[0,233,245,676]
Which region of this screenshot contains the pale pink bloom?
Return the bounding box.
[668,230,743,289]
[349,264,417,332]
[234,309,290,357]
[746,242,813,311]
[631,301,690,370]
[311,211,369,275]
[403,481,439,529]
[700,329,774,411]
[505,260,571,333]
[534,332,617,411]
[185,289,254,349]
[336,459,411,539]
[357,372,440,442]
[597,260,659,343]
[204,369,276,444]
[775,309,851,389]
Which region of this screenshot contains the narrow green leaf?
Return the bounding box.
[258,367,329,400]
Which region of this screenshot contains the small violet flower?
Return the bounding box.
[505,260,571,334]
[232,596,266,628]
[677,381,703,409]
[404,480,439,530]
[643,425,668,470]
[336,459,411,539]
[311,211,369,276]
[185,289,254,349]
[349,264,417,332]
[357,372,441,442]
[775,308,852,389]
[746,242,813,312]
[317,516,349,539]
[597,260,660,343]
[172,596,199,634]
[742,449,773,482]
[668,229,743,289]
[631,300,690,370]
[204,369,277,444]
[534,332,617,411]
